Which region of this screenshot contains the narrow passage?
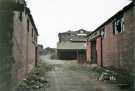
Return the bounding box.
[40,55,130,91]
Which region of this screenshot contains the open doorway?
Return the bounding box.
[91,39,97,64]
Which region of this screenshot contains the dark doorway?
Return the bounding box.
[91,39,97,64]
[57,49,77,60]
[77,50,86,64]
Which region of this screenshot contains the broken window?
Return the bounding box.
[101,28,106,38]
[113,16,124,34]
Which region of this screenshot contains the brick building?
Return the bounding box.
[86,2,134,74]
[0,0,38,91]
[57,29,90,63]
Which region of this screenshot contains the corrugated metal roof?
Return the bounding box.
[57,42,86,49]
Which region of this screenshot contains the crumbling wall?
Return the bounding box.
[0,1,37,91]
[12,10,27,82]
[27,18,37,73]
[0,12,14,91]
[12,9,37,81]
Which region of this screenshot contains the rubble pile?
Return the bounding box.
[16,63,54,90]
[18,74,48,89]
[16,70,48,90]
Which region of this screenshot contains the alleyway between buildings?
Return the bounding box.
[40,55,131,91]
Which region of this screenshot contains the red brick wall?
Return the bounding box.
[86,40,91,63]
[102,7,134,72]
[102,22,116,67]
[86,6,134,73]
[86,37,102,65]
[0,1,37,91]
[117,7,134,72]
[96,37,102,66]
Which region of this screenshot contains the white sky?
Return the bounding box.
[27,0,131,48]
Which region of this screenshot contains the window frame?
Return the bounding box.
[113,16,124,35]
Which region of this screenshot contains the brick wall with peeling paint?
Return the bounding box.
[0,2,38,91]
[12,8,38,90]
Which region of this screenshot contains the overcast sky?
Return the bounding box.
[27,0,131,48]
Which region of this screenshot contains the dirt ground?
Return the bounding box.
[40,55,131,91]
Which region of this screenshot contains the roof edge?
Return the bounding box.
[25,7,39,36]
[87,2,133,37]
